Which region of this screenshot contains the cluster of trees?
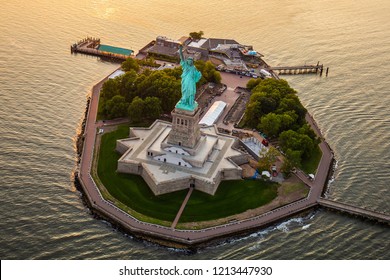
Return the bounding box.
[244,79,319,174]
[189,31,204,40]
[137,57,160,67]
[244,79,307,135]
[194,60,222,84]
[99,57,221,122]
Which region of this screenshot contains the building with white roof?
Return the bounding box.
[188,39,208,49]
[199,101,227,127]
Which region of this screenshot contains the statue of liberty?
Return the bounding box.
[176,45,202,111]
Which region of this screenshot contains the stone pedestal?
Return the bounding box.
[167,107,201,149]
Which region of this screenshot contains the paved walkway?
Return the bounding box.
[171,188,194,229]
[77,71,336,246]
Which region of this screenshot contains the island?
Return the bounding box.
[74,32,389,249]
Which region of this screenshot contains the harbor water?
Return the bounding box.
[0,0,389,259]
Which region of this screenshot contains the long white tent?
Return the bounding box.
[199,101,227,126]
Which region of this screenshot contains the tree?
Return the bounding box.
[144,97,162,120]
[163,67,182,80]
[279,130,315,162]
[120,70,137,101]
[259,113,282,137]
[138,57,159,67]
[285,149,302,168]
[279,130,301,151]
[298,124,319,143]
[281,149,302,178]
[299,134,316,158]
[105,96,128,119]
[189,31,204,40]
[134,70,181,112]
[254,79,296,97]
[279,112,296,131]
[128,97,145,123]
[281,158,294,178]
[277,95,307,123]
[204,61,221,83]
[249,92,278,115]
[101,78,120,101]
[210,69,222,84]
[243,101,262,128]
[258,147,280,171]
[246,78,262,91]
[194,60,222,84]
[122,57,140,72]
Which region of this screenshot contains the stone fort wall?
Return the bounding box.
[117,160,242,196]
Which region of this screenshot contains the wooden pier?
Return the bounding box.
[318,198,390,224]
[269,62,329,76]
[71,37,133,60]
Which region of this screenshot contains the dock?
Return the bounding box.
[269,62,329,76]
[318,198,390,224]
[71,37,133,60]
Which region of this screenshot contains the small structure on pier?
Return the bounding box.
[71,37,133,60]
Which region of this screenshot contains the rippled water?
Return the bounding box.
[1,0,389,259]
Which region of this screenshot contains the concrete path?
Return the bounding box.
[171,188,194,229]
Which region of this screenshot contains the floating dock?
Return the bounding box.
[71,37,133,60]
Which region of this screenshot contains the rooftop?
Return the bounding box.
[178,36,190,44]
[98,44,133,56]
[201,38,240,50]
[199,101,227,126]
[188,38,208,49]
[148,45,179,57]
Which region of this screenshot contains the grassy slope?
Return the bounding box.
[180,180,278,222]
[301,145,322,174]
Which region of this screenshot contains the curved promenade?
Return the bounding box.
[77,72,387,247]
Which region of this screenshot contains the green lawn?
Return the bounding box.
[301,145,322,174]
[180,180,278,223]
[279,182,308,197]
[97,125,278,223]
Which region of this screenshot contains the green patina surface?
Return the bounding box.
[98,44,133,56]
[175,101,198,112]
